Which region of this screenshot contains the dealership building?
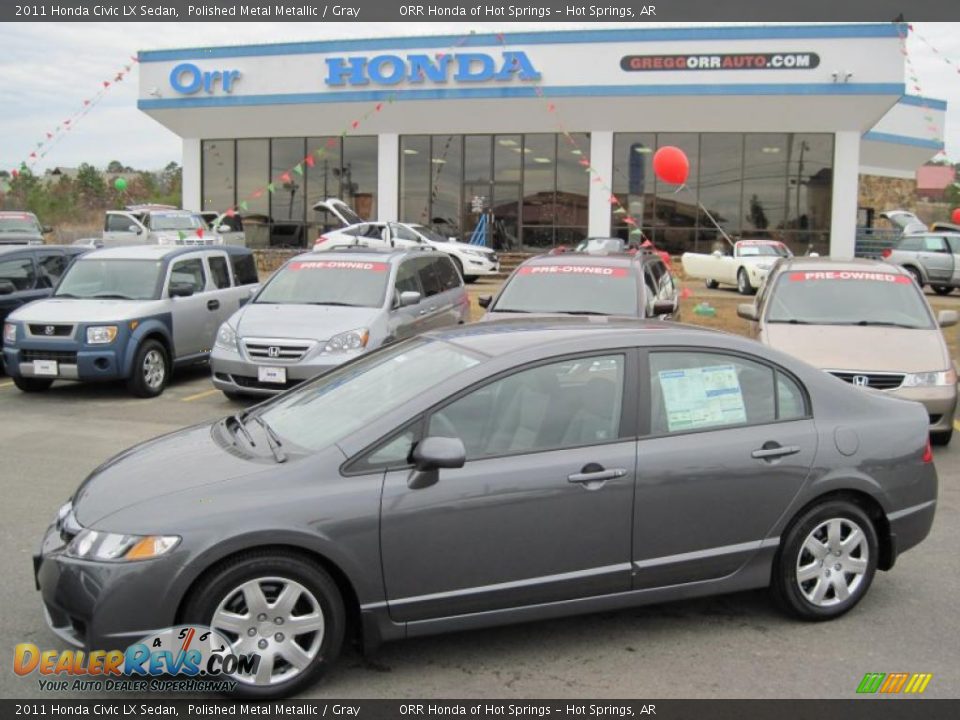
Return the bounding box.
[137,24,947,256]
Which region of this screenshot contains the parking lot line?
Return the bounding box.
[954,419,960,433]
[0,380,13,389]
[181,388,220,402]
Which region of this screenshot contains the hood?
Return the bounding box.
[235,302,381,341]
[761,323,950,373]
[445,240,494,255]
[73,423,269,526]
[8,297,163,324]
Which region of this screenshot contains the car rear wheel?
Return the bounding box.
[126,340,169,398]
[931,428,953,446]
[182,551,345,699]
[772,500,878,621]
[905,266,924,288]
[737,268,754,295]
[932,285,953,296]
[13,376,53,393]
[705,279,719,289]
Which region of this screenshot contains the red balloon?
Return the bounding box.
[653,146,690,185]
[952,208,960,224]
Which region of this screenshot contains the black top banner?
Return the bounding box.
[3,0,960,22]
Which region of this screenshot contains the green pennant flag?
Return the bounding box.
[614,207,627,215]
[239,201,248,211]
[293,163,303,176]
[267,182,276,193]
[177,230,186,241]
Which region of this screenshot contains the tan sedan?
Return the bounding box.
[738,258,958,444]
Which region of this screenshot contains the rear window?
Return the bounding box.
[898,236,922,251]
[230,253,259,285]
[256,259,390,308]
[493,264,640,317]
[0,215,41,234]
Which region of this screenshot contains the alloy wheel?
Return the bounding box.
[142,349,166,390]
[795,517,869,607]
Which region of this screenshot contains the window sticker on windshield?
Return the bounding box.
[290,261,388,272]
[789,271,911,284]
[519,266,629,277]
[658,364,747,432]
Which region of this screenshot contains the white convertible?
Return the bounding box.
[682,239,792,295]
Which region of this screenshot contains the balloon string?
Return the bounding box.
[675,184,735,248]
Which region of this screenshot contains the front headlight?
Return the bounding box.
[902,369,957,388]
[155,235,177,246]
[3,322,16,344]
[461,248,487,258]
[65,529,180,562]
[215,323,238,351]
[324,328,369,354]
[86,325,118,345]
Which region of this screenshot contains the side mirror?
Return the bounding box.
[128,224,142,234]
[169,282,195,298]
[41,226,53,234]
[399,290,421,307]
[408,436,466,490]
[712,250,724,258]
[652,299,676,316]
[217,224,231,233]
[938,309,958,328]
[737,303,759,321]
[0,279,16,295]
[478,295,492,309]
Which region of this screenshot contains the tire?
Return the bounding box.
[126,339,169,398]
[932,285,953,296]
[464,276,479,284]
[181,551,346,699]
[13,376,53,393]
[931,428,953,446]
[905,266,924,289]
[772,499,878,621]
[705,279,719,290]
[737,268,754,295]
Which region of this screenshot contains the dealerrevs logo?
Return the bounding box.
[621,52,820,72]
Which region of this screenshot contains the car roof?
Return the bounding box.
[0,211,39,217]
[0,244,84,256]
[81,246,225,261]
[772,256,909,275]
[291,247,410,263]
[522,252,640,268]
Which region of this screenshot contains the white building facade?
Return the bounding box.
[138,24,946,256]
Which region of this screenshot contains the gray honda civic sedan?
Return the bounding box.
[35,319,936,697]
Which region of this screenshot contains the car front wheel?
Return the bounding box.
[737,268,754,295]
[931,428,953,446]
[126,339,169,398]
[932,285,953,296]
[772,500,878,621]
[705,279,719,289]
[905,266,924,288]
[183,551,345,698]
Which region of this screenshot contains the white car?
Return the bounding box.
[199,211,246,246]
[314,220,499,282]
[98,206,225,248]
[682,239,792,295]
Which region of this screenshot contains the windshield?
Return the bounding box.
[260,338,482,450]
[737,242,789,258]
[494,265,640,316]
[413,225,451,243]
[255,259,390,307]
[766,270,934,329]
[56,259,163,300]
[150,213,204,231]
[0,216,41,234]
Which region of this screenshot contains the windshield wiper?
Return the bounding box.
[92,293,135,300]
[226,413,256,449]
[555,310,611,316]
[308,301,363,307]
[854,320,921,329]
[250,416,288,463]
[491,308,532,313]
[767,319,811,324]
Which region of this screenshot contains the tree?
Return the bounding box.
[75,163,107,209]
[106,160,125,173]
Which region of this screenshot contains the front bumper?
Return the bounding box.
[4,344,127,382]
[34,523,178,650]
[211,346,352,396]
[890,385,958,433]
[461,257,500,277]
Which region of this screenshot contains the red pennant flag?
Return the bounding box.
[64,119,71,125]
[11,169,19,178]
[579,158,590,167]
[252,190,263,199]
[351,120,360,129]
[115,73,124,82]
[83,100,90,106]
[496,32,505,43]
[304,155,315,167]
[436,53,445,61]
[326,138,338,149]
[225,208,236,218]
[103,81,110,88]
[280,171,292,183]
[130,55,139,63]
[609,195,618,205]
[547,103,556,112]
[680,287,692,300]
[375,103,383,112]
[46,133,53,139]
[29,152,36,159]
[624,217,637,225]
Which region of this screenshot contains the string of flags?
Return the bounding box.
[897,24,951,164]
[8,57,140,178]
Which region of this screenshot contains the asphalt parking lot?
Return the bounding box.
[2,283,959,699]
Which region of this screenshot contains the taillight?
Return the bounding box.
[922,439,933,464]
[881,248,892,258]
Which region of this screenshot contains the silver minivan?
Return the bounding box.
[2,245,259,397]
[211,247,469,397]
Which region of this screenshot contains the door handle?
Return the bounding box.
[751,444,800,460]
[207,299,220,311]
[418,306,437,316]
[568,468,627,483]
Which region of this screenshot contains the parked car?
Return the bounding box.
[0,211,50,245]
[0,245,89,347]
[34,319,935,697]
[738,257,958,444]
[200,211,246,246]
[312,198,366,234]
[682,239,792,295]
[314,221,499,282]
[882,232,960,295]
[2,245,259,397]
[571,237,671,266]
[212,247,469,398]
[77,206,227,248]
[479,251,680,321]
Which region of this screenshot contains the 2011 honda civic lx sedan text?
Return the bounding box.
[35,320,937,697]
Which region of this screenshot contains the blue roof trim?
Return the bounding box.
[139,24,902,62]
[898,94,948,111]
[139,82,906,110]
[862,131,944,150]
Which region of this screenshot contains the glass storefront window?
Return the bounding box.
[306,136,343,230]
[611,133,655,241]
[270,138,306,247]
[654,134,699,253]
[236,139,269,248]
[742,133,788,237]
[522,134,557,248]
[400,136,430,226]
[556,132,590,241]
[697,133,743,251]
[429,135,462,229]
[343,136,378,221]
[201,140,234,213]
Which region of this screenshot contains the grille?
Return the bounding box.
[22,349,77,364]
[231,374,303,391]
[28,324,73,337]
[243,339,312,362]
[828,371,905,390]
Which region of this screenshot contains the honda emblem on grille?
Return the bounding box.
[267,346,281,358]
[44,326,55,336]
[852,375,870,387]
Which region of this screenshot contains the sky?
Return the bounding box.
[0,21,957,172]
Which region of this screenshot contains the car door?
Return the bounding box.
[386,258,429,342]
[918,235,952,283]
[633,349,816,589]
[0,253,42,328]
[387,222,424,250]
[102,212,145,247]
[379,352,637,622]
[412,255,459,330]
[947,236,960,285]
[165,253,216,358]
[203,251,241,326]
